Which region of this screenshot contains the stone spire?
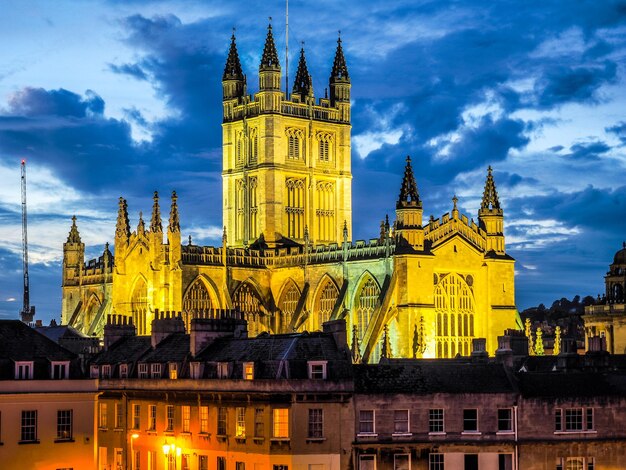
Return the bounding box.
[150,191,163,233]
[292,47,313,99]
[380,324,392,359]
[260,23,280,70]
[67,215,81,244]
[169,190,180,233]
[480,166,501,212]
[223,33,244,80]
[397,156,421,209]
[351,325,361,364]
[330,35,349,82]
[137,211,145,236]
[115,197,130,240]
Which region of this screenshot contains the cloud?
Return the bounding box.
[109,63,149,81]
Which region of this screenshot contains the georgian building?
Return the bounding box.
[61,25,519,361]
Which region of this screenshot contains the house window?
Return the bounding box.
[115,448,123,470]
[273,466,289,470]
[57,410,72,440]
[138,363,148,378]
[135,450,141,470]
[15,361,33,380]
[198,456,208,470]
[359,410,375,434]
[463,409,478,432]
[393,410,409,434]
[190,362,201,379]
[199,406,209,433]
[429,454,444,470]
[498,408,513,432]
[132,404,141,430]
[101,365,111,379]
[244,362,254,380]
[556,408,594,432]
[254,408,264,438]
[308,409,323,438]
[217,456,226,470]
[465,454,478,470]
[181,454,189,470]
[90,365,99,379]
[236,407,246,437]
[308,361,327,380]
[218,407,227,435]
[394,454,410,470]
[21,410,37,442]
[586,409,594,430]
[119,364,128,378]
[236,462,245,470]
[150,363,161,378]
[272,408,289,438]
[166,405,174,431]
[99,403,108,429]
[99,447,108,470]
[169,363,178,380]
[52,361,69,379]
[115,403,123,428]
[149,405,156,431]
[182,406,191,433]
[217,362,230,379]
[148,451,157,470]
[429,409,445,433]
[359,455,375,470]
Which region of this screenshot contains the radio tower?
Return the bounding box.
[20,159,35,323]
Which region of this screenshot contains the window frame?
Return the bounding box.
[148,404,157,431]
[307,408,324,439]
[56,409,73,441]
[182,405,191,433]
[166,405,174,432]
[462,408,479,433]
[199,406,209,434]
[217,407,227,436]
[21,409,38,442]
[272,408,289,439]
[307,361,328,380]
[497,408,513,433]
[132,404,141,430]
[235,407,246,438]
[393,409,410,435]
[429,408,445,434]
[358,409,376,435]
[51,361,70,379]
[15,361,34,380]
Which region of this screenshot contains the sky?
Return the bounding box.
[1,0,626,322]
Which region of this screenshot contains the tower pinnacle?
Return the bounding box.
[150,191,163,233]
[223,33,244,80]
[169,191,180,233]
[397,156,421,209]
[260,23,280,70]
[480,166,501,212]
[330,35,349,82]
[292,47,313,99]
[115,197,130,241]
[67,215,81,244]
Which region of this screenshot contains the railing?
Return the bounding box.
[425,213,487,251]
[585,304,626,315]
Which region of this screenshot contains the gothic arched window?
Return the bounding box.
[131,278,148,335]
[278,281,300,333]
[310,278,339,331]
[435,274,475,358]
[233,283,267,337]
[285,178,305,239]
[316,181,335,242]
[183,279,212,315]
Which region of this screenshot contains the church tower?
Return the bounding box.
[395,156,424,250]
[222,27,352,247]
[478,166,505,254]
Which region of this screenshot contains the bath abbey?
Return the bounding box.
[60,26,520,362]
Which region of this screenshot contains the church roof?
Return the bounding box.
[260,24,280,69]
[223,34,244,81]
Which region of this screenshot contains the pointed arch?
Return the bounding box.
[309,274,340,331]
[352,272,382,361]
[183,275,220,315]
[435,273,475,358]
[130,275,149,335]
[232,280,268,337]
[83,293,102,333]
[277,279,301,333]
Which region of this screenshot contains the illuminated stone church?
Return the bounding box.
[61,25,519,361]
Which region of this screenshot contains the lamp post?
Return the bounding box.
[130,433,139,470]
[163,442,178,470]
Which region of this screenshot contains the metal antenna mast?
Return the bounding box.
[285,0,289,94]
[20,159,34,323]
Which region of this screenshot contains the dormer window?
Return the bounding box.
[119,364,128,379]
[90,365,99,379]
[101,365,111,379]
[15,361,33,380]
[169,363,178,380]
[150,363,162,378]
[51,361,70,379]
[307,361,327,380]
[138,363,148,378]
[190,362,202,379]
[218,362,230,379]
[244,362,254,380]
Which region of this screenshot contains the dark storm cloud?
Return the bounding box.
[566,141,611,161]
[7,87,105,117]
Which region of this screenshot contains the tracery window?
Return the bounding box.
[285,178,305,239]
[317,132,333,162]
[355,278,380,343]
[316,181,335,242]
[310,278,339,331]
[183,279,212,316]
[286,128,304,160]
[131,278,148,335]
[435,273,475,358]
[278,282,300,333]
[235,177,258,242]
[235,128,258,166]
[233,283,266,337]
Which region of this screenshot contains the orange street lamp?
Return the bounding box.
[130,433,139,470]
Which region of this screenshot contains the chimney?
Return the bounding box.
[103,314,136,350]
[151,314,186,348]
[556,336,580,370]
[190,314,248,356]
[323,319,348,352]
[471,338,488,362]
[496,329,529,367]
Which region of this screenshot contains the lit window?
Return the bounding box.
[244,362,254,380]
[150,363,162,379]
[115,403,123,429]
[52,361,69,379]
[463,409,478,432]
[149,405,156,431]
[497,409,513,432]
[115,448,123,470]
[182,406,191,433]
[198,456,208,470]
[254,408,264,438]
[138,363,148,378]
[429,409,444,433]
[181,454,190,470]
[218,407,227,435]
[15,361,33,380]
[359,410,375,434]
[236,407,246,437]
[394,454,410,470]
[199,406,209,434]
[132,404,141,430]
[308,361,327,380]
[166,405,174,431]
[57,409,73,440]
[169,363,178,380]
[21,410,37,442]
[99,403,108,429]
[272,408,289,438]
[393,410,409,434]
[429,454,444,470]
[308,409,323,438]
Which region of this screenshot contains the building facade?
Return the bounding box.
[61,26,519,361]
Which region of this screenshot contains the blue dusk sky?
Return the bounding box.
[1,0,626,322]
